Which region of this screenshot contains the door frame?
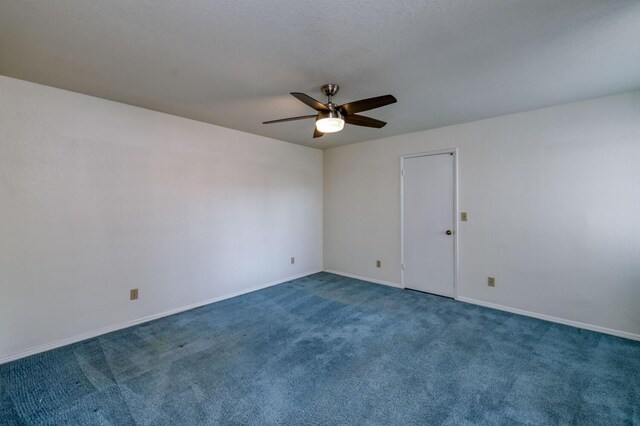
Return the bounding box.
[400,148,459,298]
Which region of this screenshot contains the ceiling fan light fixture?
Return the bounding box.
[315,111,344,133]
[263,85,396,138]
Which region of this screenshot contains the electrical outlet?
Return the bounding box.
[130,288,139,300]
[291,257,295,265]
[461,212,468,221]
[487,277,495,287]
[376,260,381,268]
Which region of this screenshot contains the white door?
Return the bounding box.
[402,152,455,297]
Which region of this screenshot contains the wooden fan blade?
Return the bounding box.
[313,127,324,138]
[339,95,397,115]
[344,114,387,128]
[291,92,330,112]
[263,114,317,124]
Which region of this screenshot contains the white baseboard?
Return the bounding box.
[323,269,402,289]
[456,296,640,342]
[0,270,322,365]
[6,270,635,365]
[322,271,639,341]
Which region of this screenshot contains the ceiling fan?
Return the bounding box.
[263,84,397,138]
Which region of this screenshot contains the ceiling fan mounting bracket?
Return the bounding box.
[321,83,340,99]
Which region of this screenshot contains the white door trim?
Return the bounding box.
[400,148,459,299]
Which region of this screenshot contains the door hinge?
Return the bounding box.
[401,263,406,271]
[401,169,404,177]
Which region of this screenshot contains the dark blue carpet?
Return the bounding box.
[1,272,639,425]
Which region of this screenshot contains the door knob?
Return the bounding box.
[445,229,453,235]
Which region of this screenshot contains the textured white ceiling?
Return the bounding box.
[1,0,639,149]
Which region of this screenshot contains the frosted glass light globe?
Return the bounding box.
[316,116,345,133]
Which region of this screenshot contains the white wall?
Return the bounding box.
[0,76,323,362]
[324,90,640,338]
[2,76,639,363]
